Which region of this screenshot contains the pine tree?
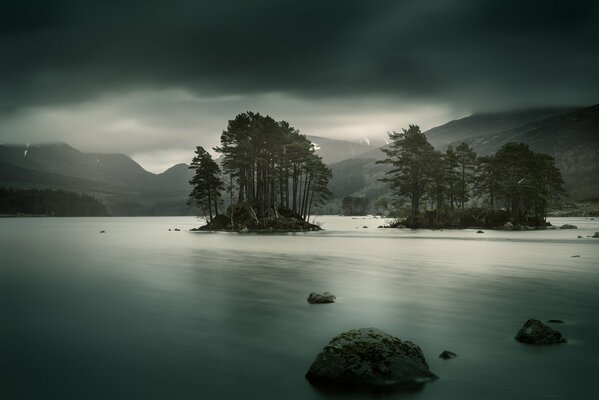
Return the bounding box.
[188,146,224,222]
[454,142,477,209]
[377,125,435,226]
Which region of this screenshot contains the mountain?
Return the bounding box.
[0,143,195,215]
[452,104,599,199]
[2,105,596,215]
[424,107,576,148]
[306,135,374,164]
[325,105,599,205]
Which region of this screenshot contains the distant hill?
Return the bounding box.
[452,104,599,199]
[325,105,599,206]
[0,143,196,215]
[425,107,576,148]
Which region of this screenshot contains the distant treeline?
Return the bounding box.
[0,187,109,216]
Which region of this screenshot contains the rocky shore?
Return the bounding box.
[191,205,321,232]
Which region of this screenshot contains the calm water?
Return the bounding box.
[2,216,598,399]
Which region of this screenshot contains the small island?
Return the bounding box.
[188,112,331,232]
[377,126,566,230]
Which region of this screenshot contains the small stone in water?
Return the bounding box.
[439,350,458,359]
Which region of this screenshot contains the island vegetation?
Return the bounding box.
[378,125,566,229]
[189,112,332,231]
[0,187,109,217]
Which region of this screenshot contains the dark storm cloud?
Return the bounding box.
[1,0,598,112]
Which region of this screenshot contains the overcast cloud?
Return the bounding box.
[1,0,597,171]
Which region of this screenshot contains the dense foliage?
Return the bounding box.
[188,146,224,221]
[189,112,332,229]
[0,187,108,216]
[379,126,566,227]
[341,196,370,216]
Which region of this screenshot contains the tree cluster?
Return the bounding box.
[0,187,109,216]
[189,112,332,229]
[341,196,370,216]
[378,125,565,227]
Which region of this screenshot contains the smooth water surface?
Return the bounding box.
[2,216,598,399]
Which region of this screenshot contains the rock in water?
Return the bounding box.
[476,230,484,234]
[547,319,565,324]
[515,319,566,344]
[305,328,437,389]
[307,292,336,304]
[593,232,599,238]
[439,350,458,359]
[559,224,578,229]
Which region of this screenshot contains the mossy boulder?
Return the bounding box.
[307,292,336,304]
[438,350,458,359]
[305,328,437,390]
[515,319,567,344]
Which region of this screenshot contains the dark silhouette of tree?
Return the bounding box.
[341,196,369,216]
[378,125,435,225]
[426,150,447,212]
[188,146,224,222]
[454,142,477,209]
[212,112,331,224]
[443,145,460,209]
[494,142,565,225]
[378,126,565,228]
[475,155,500,208]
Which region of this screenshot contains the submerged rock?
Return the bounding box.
[547,319,565,324]
[305,328,437,389]
[559,224,578,229]
[439,350,458,359]
[99,230,105,233]
[307,292,336,304]
[515,319,566,344]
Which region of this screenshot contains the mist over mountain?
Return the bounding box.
[306,135,375,164]
[1,105,597,215]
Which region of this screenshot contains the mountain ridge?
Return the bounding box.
[1,105,597,214]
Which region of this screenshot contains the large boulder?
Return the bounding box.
[515,319,566,344]
[305,328,437,389]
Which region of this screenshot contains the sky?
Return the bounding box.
[1,0,598,172]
